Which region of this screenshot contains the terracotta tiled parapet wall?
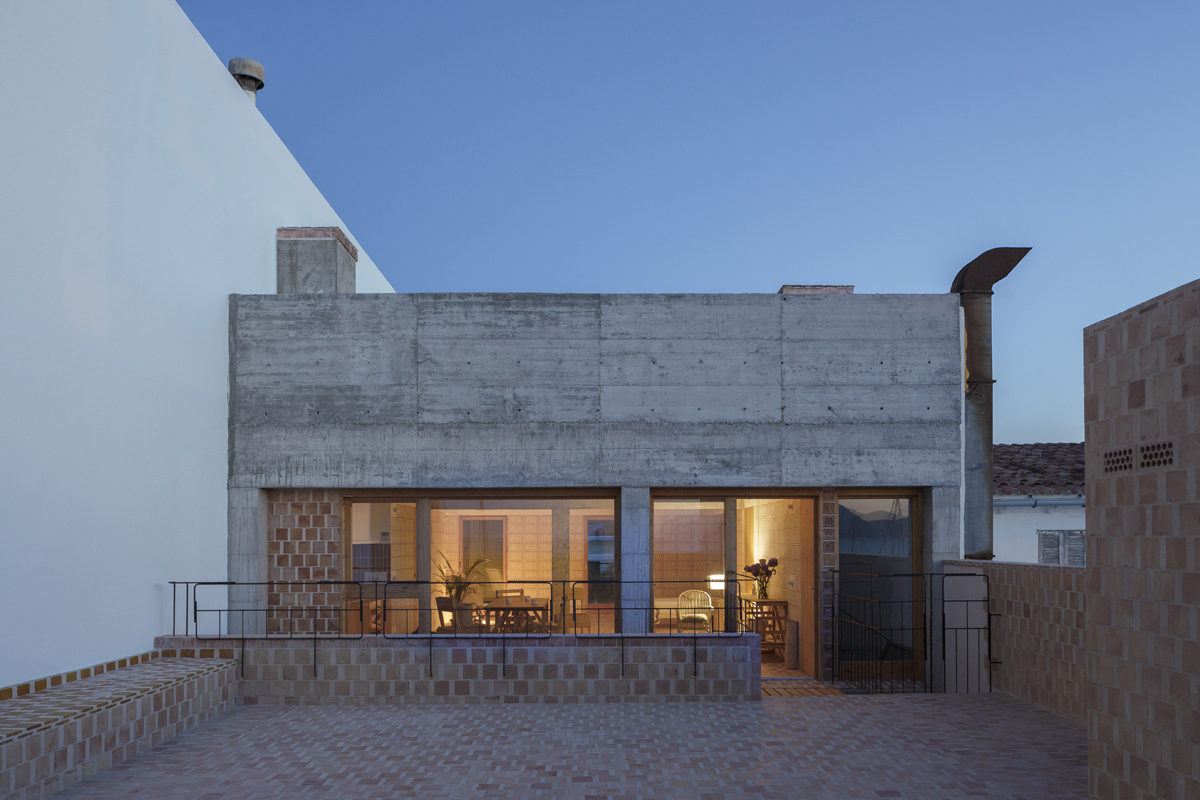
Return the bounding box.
[0,650,162,705]
[155,635,761,704]
[0,658,237,799]
[1084,279,1200,800]
[944,560,1086,722]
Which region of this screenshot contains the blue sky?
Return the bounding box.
[178,1,1200,444]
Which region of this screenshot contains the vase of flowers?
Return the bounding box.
[744,558,778,600]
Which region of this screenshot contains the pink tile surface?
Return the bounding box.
[56,693,1085,799]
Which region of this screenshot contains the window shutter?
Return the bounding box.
[1038,531,1062,565]
[1064,530,1086,566]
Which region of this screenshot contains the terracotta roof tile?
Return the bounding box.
[994,442,1084,496]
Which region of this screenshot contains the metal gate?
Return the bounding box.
[831,570,995,694]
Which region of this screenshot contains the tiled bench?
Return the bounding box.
[0,657,237,799]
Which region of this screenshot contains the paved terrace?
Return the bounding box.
[56,693,1085,799]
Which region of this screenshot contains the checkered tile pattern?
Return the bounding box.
[943,560,1087,723]
[55,693,1084,799]
[266,490,343,634]
[0,659,237,800]
[1084,282,1200,799]
[156,635,761,704]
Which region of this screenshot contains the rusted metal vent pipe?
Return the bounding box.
[951,247,1031,560]
[228,58,265,104]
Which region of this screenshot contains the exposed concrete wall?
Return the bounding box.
[229,292,964,489]
[927,485,965,566]
[276,236,357,294]
[227,489,268,636]
[620,488,652,634]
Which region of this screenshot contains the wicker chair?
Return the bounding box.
[677,590,713,633]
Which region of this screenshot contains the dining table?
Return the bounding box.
[478,597,550,633]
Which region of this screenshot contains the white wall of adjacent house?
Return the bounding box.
[993,498,1086,564]
[0,0,393,686]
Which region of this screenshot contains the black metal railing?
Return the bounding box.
[830,569,997,694]
[168,576,763,678]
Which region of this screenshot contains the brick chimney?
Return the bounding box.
[276,227,358,294]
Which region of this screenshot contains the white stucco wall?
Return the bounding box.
[993,501,1086,564]
[0,0,393,686]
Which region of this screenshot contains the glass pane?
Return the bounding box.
[346,501,417,634]
[652,500,724,633]
[430,498,617,633]
[462,519,505,599]
[587,518,615,604]
[837,498,912,574]
[349,502,418,582]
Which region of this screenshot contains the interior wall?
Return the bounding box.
[745,499,818,675]
[428,506,610,600]
[652,507,724,599]
[0,0,391,687]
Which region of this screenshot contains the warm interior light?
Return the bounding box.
[708,574,724,591]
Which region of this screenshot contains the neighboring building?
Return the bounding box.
[1083,280,1199,800]
[0,0,392,688]
[992,442,1085,564]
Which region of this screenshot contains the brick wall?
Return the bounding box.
[266,490,342,634]
[156,635,760,704]
[944,560,1087,722]
[1084,280,1200,800]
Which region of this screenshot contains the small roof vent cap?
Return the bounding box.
[228,58,265,103]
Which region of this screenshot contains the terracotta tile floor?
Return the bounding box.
[56,694,1085,799]
[760,682,842,697]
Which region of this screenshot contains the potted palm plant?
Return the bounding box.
[435,552,487,630]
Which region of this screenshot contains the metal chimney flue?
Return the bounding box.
[951,247,1031,560]
[227,58,265,104]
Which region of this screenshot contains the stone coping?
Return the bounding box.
[944,559,1085,571]
[0,651,165,705]
[156,633,758,651]
[0,658,235,747]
